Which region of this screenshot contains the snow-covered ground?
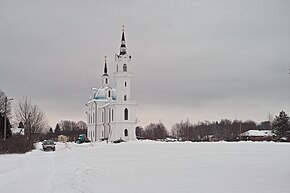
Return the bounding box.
[0,141,289,193]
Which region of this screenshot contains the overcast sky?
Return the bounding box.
[1,0,290,129]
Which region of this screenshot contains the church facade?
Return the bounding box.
[86,28,137,142]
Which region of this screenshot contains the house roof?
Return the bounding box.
[241,130,275,137]
[11,128,25,135]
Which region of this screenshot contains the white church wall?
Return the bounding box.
[86,28,137,142]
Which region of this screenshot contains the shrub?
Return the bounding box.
[0,137,34,154]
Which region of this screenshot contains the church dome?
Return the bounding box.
[94,87,106,100]
[90,86,116,101]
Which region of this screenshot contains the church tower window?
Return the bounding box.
[125,82,127,87]
[124,108,128,120]
[124,95,127,101]
[112,109,114,121]
[124,129,128,137]
[123,64,127,72]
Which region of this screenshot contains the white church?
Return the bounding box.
[86,27,137,142]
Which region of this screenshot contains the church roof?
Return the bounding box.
[90,86,116,101]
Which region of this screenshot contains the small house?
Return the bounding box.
[240,130,275,141]
[58,135,69,142]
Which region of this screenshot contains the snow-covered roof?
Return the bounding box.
[11,128,25,135]
[89,86,116,101]
[241,130,275,137]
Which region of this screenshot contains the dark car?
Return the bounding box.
[42,140,56,151]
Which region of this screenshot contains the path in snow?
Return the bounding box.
[0,141,289,193]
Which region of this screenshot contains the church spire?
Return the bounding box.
[103,56,108,75]
[102,56,109,85]
[120,25,127,55]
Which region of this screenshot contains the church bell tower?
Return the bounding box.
[110,26,137,141]
[114,25,133,102]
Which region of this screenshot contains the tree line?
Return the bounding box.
[42,120,87,142]
[136,110,290,142]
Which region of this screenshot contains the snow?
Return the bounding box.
[10,128,25,135]
[241,130,275,137]
[0,141,289,193]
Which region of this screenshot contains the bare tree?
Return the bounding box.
[59,120,77,131]
[171,119,193,140]
[144,122,168,140]
[268,112,274,129]
[14,97,47,138]
[76,121,87,130]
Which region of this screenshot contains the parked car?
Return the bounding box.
[42,140,56,151]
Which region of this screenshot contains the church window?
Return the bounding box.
[105,78,108,84]
[124,108,128,120]
[124,129,128,137]
[124,95,127,101]
[123,64,127,72]
[112,109,114,121]
[125,82,127,87]
[108,90,111,97]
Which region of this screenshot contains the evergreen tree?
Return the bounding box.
[55,123,61,134]
[272,110,290,137]
[49,127,53,134]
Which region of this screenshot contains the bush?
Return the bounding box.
[0,137,34,154]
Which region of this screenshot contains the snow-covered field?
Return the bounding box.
[0,141,289,193]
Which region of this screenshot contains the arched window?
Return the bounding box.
[124,129,128,137]
[124,108,128,120]
[123,64,127,72]
[105,78,108,84]
[112,109,114,121]
[125,82,127,87]
[108,90,111,97]
[124,95,127,101]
